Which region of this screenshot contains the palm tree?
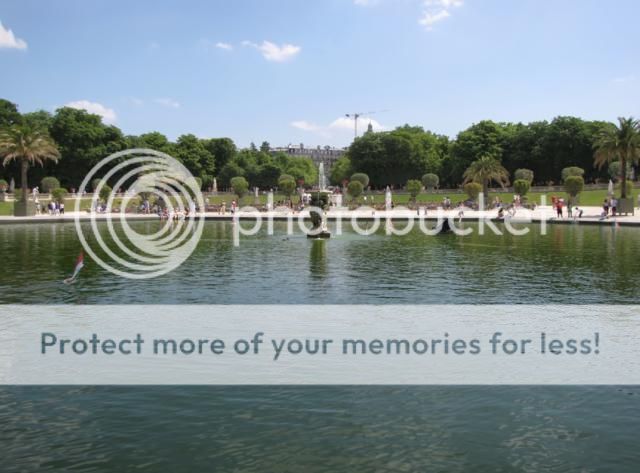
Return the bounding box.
[0,124,60,214]
[594,117,640,199]
[463,155,510,201]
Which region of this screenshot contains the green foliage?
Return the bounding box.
[91,178,103,192]
[561,166,585,181]
[464,182,482,201]
[330,156,352,185]
[514,168,534,183]
[513,179,531,196]
[48,108,125,189]
[0,99,21,128]
[350,172,370,188]
[607,161,632,180]
[230,176,249,198]
[618,180,634,198]
[463,155,510,198]
[278,175,296,197]
[564,175,584,197]
[99,184,113,203]
[22,110,52,131]
[0,124,61,203]
[0,178,7,191]
[595,118,640,198]
[50,187,67,203]
[421,173,439,190]
[200,173,213,191]
[218,162,245,187]
[284,156,317,185]
[202,138,236,171]
[174,134,215,178]
[40,176,60,193]
[406,179,422,199]
[449,120,505,185]
[347,125,449,187]
[347,180,363,201]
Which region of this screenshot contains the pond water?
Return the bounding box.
[0,221,639,471]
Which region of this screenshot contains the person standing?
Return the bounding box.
[611,197,618,216]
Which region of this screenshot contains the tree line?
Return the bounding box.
[1,98,638,204]
[331,118,638,188]
[0,98,317,193]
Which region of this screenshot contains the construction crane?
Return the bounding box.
[345,110,388,139]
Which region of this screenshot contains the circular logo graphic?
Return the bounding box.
[74,148,205,279]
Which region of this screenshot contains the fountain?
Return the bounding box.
[307,162,331,239]
[385,186,392,210]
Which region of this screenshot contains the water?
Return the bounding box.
[1,221,639,471]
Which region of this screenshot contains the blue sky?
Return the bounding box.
[1,0,638,148]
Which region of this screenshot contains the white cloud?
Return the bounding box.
[419,9,450,27]
[243,40,301,62]
[611,75,635,84]
[215,42,233,51]
[65,100,117,123]
[0,21,27,50]
[154,97,180,109]
[419,0,463,30]
[291,116,386,139]
[291,120,322,132]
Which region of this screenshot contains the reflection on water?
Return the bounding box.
[309,239,327,279]
[1,221,640,471]
[0,221,639,304]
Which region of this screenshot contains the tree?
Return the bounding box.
[463,182,482,201]
[40,176,60,193]
[347,180,363,202]
[330,156,352,185]
[230,176,249,200]
[514,168,534,184]
[594,117,640,199]
[21,110,52,132]
[513,179,530,197]
[284,156,317,185]
[50,107,125,189]
[175,134,215,178]
[0,124,60,215]
[278,175,296,198]
[422,173,439,190]
[449,120,505,185]
[463,155,510,200]
[99,184,113,203]
[0,99,21,128]
[218,162,245,187]
[561,166,585,182]
[260,141,271,153]
[619,180,634,198]
[406,179,422,202]
[564,175,584,202]
[347,126,448,187]
[203,138,237,171]
[608,161,632,181]
[51,187,67,203]
[350,172,370,188]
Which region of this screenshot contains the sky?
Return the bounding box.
[0,0,639,148]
